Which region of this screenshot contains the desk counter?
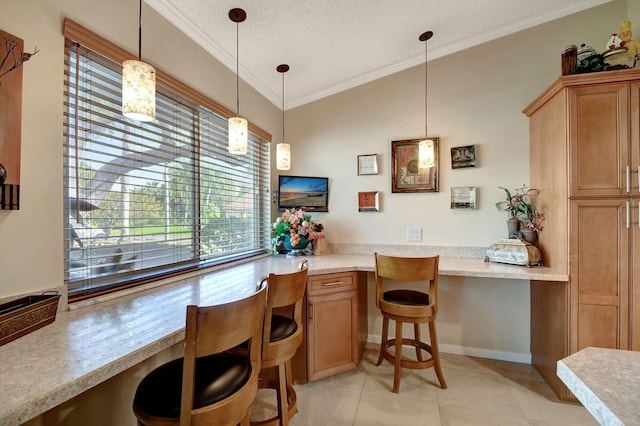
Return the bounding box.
[0,254,566,425]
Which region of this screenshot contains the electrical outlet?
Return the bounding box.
[407,227,422,242]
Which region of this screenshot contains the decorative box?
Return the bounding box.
[485,239,543,267]
[0,293,61,347]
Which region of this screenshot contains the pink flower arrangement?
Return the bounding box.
[271,208,324,253]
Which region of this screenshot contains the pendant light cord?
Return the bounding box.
[137,0,142,61]
[282,71,285,141]
[236,19,240,115]
[424,35,428,139]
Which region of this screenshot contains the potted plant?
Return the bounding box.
[271,208,324,255]
[496,185,543,240]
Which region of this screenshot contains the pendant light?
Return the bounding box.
[418,30,434,169]
[276,64,291,170]
[122,0,156,122]
[228,8,248,155]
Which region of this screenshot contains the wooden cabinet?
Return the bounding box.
[568,83,629,198]
[291,271,367,383]
[524,69,640,400]
[570,199,629,351]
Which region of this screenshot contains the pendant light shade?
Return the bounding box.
[228,8,248,155]
[418,30,434,169]
[229,116,248,154]
[122,0,156,122]
[276,64,291,170]
[276,143,291,170]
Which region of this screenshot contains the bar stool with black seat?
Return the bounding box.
[250,260,308,426]
[374,253,447,393]
[132,282,267,426]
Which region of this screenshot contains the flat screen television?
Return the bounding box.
[277,175,329,212]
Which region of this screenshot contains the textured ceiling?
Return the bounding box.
[146,0,611,109]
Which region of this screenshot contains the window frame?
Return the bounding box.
[63,19,272,301]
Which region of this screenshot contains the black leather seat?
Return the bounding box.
[133,352,251,420]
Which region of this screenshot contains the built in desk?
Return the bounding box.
[0,253,566,425]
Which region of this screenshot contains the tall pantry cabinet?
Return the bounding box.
[523,69,640,400]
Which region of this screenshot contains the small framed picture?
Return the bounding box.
[450,186,477,209]
[451,145,476,169]
[357,154,379,175]
[358,191,380,212]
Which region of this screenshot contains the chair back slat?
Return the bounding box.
[261,261,308,366]
[267,268,308,309]
[375,253,440,312]
[180,282,267,426]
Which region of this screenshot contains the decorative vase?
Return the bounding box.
[313,238,328,256]
[506,218,520,238]
[283,234,309,256]
[521,229,538,246]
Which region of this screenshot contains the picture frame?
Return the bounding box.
[450,186,477,209]
[357,154,379,175]
[451,145,476,169]
[358,191,380,212]
[391,138,439,193]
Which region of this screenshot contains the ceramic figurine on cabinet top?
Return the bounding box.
[607,33,622,50]
[618,20,640,57]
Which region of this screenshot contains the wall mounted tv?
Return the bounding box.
[278,175,329,212]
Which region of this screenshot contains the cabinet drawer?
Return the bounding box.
[307,272,356,295]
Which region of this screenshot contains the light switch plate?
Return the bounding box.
[407,227,422,242]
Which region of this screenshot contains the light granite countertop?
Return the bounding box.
[557,347,640,426]
[0,252,567,425]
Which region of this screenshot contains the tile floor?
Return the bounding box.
[250,344,599,425]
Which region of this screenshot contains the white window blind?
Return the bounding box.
[63,35,270,298]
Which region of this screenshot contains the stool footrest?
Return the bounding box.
[251,378,298,426]
[381,338,436,370]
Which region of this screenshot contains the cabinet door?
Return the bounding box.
[569,84,629,197]
[631,82,640,197]
[632,200,640,350]
[306,289,358,381]
[570,199,629,352]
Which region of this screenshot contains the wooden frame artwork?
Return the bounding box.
[358,191,380,212]
[391,138,439,193]
[0,29,26,210]
[451,145,476,169]
[357,154,378,175]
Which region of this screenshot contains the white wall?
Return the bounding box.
[286,0,629,248]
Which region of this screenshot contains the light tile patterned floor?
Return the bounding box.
[250,345,599,425]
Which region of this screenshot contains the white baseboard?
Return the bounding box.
[366,336,532,364]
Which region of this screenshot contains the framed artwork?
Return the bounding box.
[451,145,476,169]
[0,29,26,209]
[391,138,439,193]
[450,186,477,209]
[357,154,378,175]
[358,191,380,212]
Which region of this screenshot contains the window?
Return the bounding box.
[63,20,271,299]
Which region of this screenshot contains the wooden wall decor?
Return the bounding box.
[0,29,27,210]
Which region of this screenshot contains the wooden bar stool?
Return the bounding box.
[251,260,308,426]
[132,282,267,426]
[374,253,447,393]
